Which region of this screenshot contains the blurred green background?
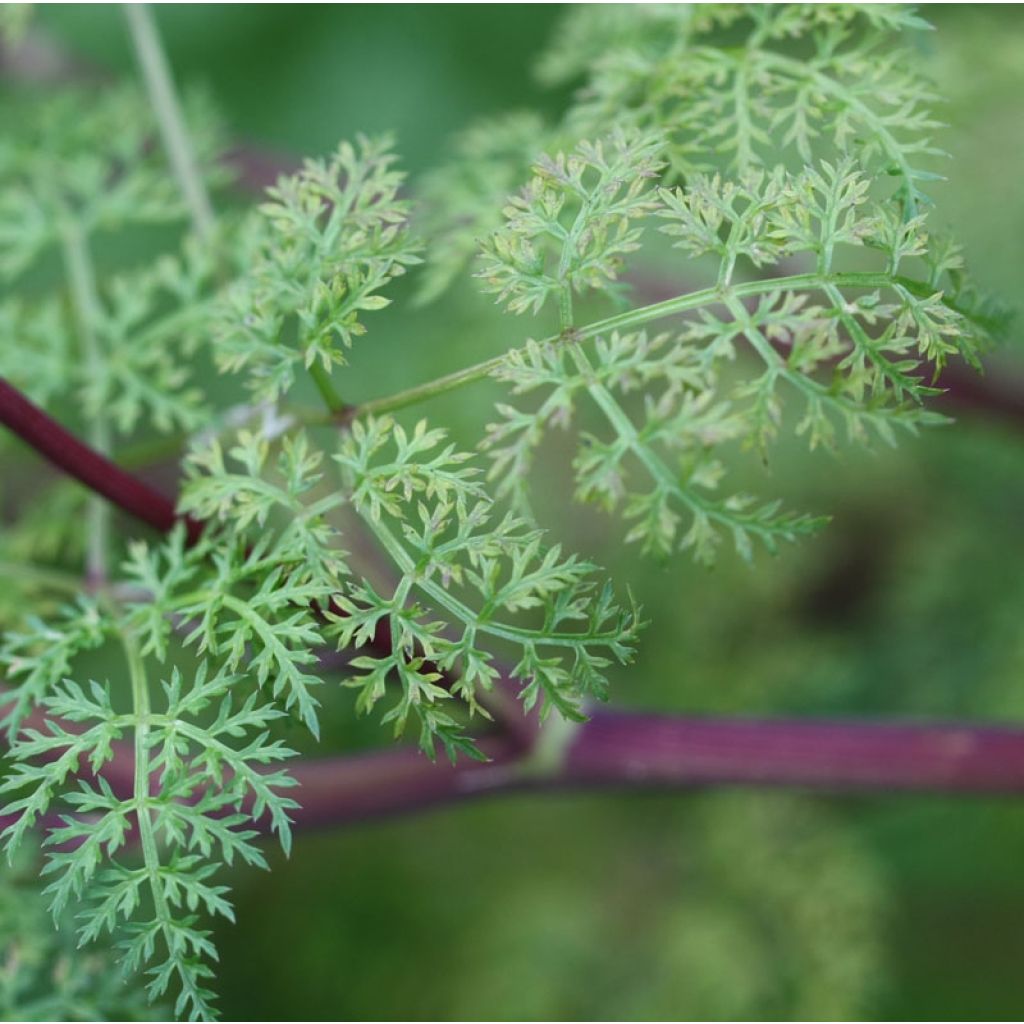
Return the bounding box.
[25,4,1024,1020]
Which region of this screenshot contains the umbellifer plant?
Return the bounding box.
[0,4,1014,1020]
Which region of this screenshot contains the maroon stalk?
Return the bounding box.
[274,713,1024,829]
[35,710,1024,844]
[560,712,1024,793]
[0,378,203,544]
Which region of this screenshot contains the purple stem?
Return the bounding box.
[561,712,1024,794]
[0,378,203,543]
[231,712,1024,834]
[7,375,1024,820]
[37,711,1024,845]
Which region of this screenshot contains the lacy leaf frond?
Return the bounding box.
[78,237,219,435]
[0,86,227,445]
[331,416,641,757]
[485,333,823,564]
[480,153,998,563]
[180,429,348,586]
[0,86,186,280]
[0,596,111,737]
[548,4,941,215]
[132,431,348,739]
[658,159,997,419]
[476,127,665,318]
[212,135,422,403]
[0,660,297,1023]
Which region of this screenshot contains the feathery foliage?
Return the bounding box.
[479,150,998,561]
[0,644,298,1021]
[0,86,221,434]
[213,136,421,406]
[0,3,1005,1019]
[476,127,665,320]
[546,4,941,214]
[332,416,640,746]
[176,417,639,757]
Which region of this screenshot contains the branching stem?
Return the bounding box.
[120,627,171,959]
[351,271,920,420]
[358,510,621,650]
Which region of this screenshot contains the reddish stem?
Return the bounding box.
[5,359,1024,822]
[185,713,1024,831]
[34,710,1024,845]
[561,712,1024,793]
[274,713,1024,828]
[0,379,203,544]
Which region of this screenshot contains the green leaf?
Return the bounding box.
[212,135,422,402]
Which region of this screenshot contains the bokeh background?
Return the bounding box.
[16,4,1024,1019]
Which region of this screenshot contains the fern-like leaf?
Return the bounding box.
[213,136,422,403]
[549,4,941,215]
[331,416,640,756]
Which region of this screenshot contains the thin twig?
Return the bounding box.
[124,3,215,240]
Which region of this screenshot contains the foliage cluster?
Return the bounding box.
[0,4,1003,1019]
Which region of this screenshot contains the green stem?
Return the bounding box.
[249,272,987,440]
[125,3,215,240]
[823,280,910,395]
[121,627,173,951]
[354,506,621,650]
[352,271,900,420]
[60,220,111,586]
[721,292,884,428]
[567,344,739,530]
[308,360,347,416]
[354,353,510,419]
